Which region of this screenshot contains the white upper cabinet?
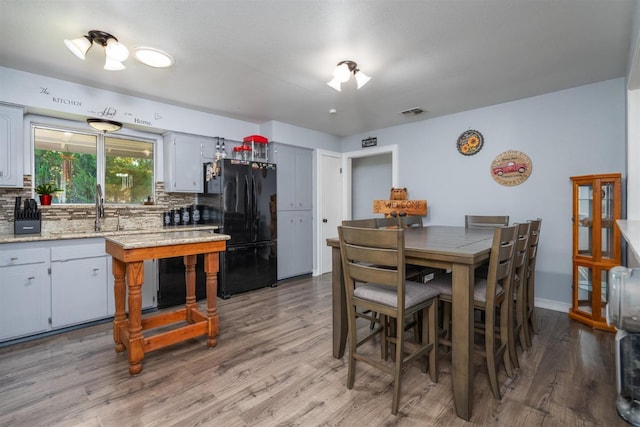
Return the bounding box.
[164,133,215,193]
[274,144,312,211]
[0,104,24,187]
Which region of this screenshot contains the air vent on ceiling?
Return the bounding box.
[400,107,424,116]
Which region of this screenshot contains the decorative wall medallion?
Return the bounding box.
[490,150,532,186]
[456,129,484,156]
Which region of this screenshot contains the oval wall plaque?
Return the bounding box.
[490,150,532,186]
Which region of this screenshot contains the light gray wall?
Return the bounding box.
[341,78,627,308]
[351,153,392,219]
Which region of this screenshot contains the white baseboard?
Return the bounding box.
[535,297,571,313]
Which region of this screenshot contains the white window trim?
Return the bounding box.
[26,114,162,205]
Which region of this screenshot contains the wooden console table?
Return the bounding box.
[105,230,229,375]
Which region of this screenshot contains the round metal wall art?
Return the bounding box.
[490,150,532,186]
[457,129,484,156]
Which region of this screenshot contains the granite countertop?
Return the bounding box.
[0,225,220,244]
[618,220,640,262]
[105,229,230,249]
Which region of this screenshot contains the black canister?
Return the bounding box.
[172,209,181,226]
[192,205,201,224]
[181,206,190,225]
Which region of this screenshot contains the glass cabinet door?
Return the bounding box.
[576,264,593,314]
[574,264,609,321]
[601,180,615,260]
[577,183,593,256]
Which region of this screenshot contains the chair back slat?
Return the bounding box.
[465,215,510,229]
[346,263,399,287]
[375,216,400,228]
[342,218,378,228]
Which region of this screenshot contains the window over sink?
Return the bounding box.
[33,124,154,204]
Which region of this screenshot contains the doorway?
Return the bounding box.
[317,150,343,275]
[316,145,398,275]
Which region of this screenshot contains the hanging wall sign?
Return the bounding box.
[490,150,532,186]
[456,129,484,156]
[362,137,377,148]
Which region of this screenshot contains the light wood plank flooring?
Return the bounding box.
[0,273,626,426]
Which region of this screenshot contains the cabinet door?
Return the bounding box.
[164,133,211,193]
[277,210,313,279]
[277,211,297,279]
[0,263,49,341]
[0,104,23,187]
[172,138,203,192]
[275,144,297,209]
[296,210,313,273]
[51,257,108,328]
[295,148,313,210]
[274,144,313,210]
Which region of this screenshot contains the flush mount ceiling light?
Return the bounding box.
[327,60,371,92]
[86,118,122,133]
[134,47,174,68]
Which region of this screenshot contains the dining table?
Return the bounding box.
[326,225,495,421]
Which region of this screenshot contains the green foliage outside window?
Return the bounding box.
[34,149,97,203]
[34,126,154,205]
[105,155,154,204]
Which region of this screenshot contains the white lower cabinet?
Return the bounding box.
[0,248,49,341]
[277,210,313,279]
[0,238,158,343]
[50,240,109,328]
[51,256,108,328]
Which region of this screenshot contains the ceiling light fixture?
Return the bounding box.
[134,47,174,68]
[86,118,123,133]
[327,60,371,92]
[65,31,174,70]
[65,30,129,70]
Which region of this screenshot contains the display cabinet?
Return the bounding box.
[569,173,621,331]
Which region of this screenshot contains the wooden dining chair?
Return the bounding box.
[465,215,510,228]
[427,225,518,400]
[510,222,531,369]
[338,225,439,415]
[522,218,542,347]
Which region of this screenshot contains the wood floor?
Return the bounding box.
[0,273,626,426]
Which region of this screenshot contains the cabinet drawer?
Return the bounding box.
[0,248,48,267]
[51,241,106,261]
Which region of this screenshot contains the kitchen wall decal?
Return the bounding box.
[490,150,532,186]
[457,129,484,156]
[35,82,158,127]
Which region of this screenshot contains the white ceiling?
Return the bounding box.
[0,0,636,137]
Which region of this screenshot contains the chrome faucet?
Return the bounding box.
[95,184,104,231]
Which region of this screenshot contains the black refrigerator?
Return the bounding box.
[201,159,277,298]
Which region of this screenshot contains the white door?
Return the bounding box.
[318,150,343,275]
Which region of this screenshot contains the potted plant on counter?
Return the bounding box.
[35,181,61,205]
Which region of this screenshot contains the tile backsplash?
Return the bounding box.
[0,177,196,234]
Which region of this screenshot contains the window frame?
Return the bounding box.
[28,115,160,206]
